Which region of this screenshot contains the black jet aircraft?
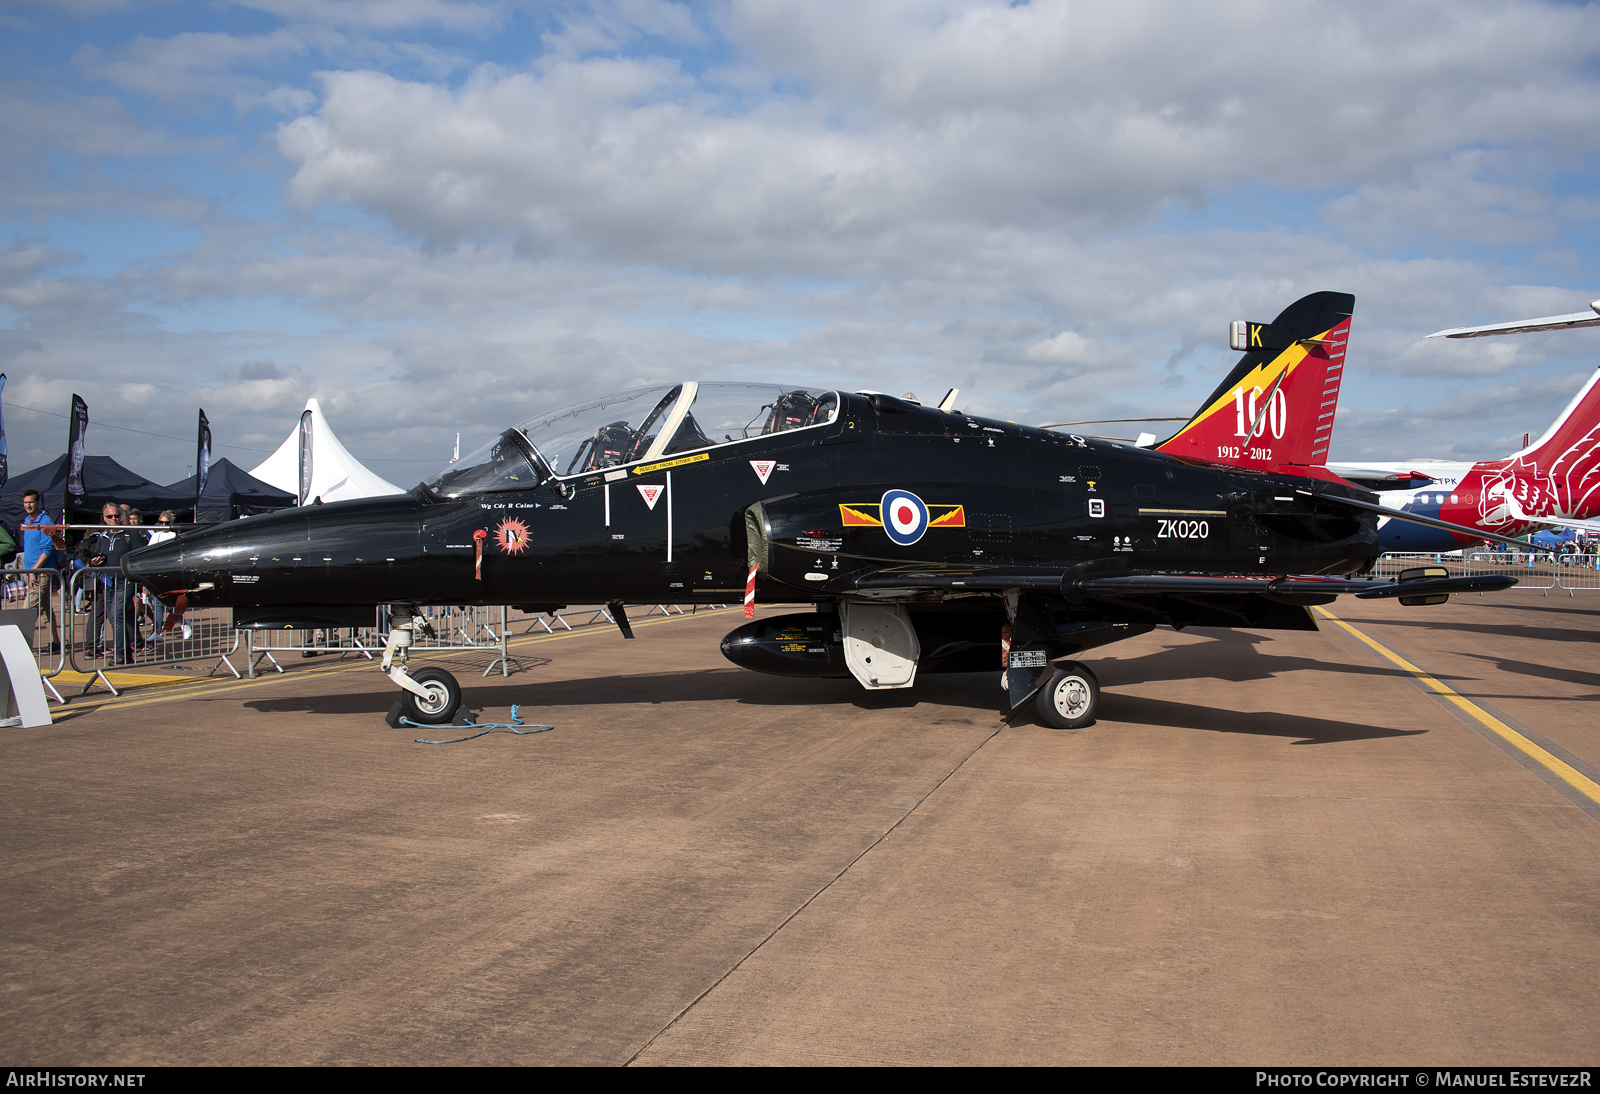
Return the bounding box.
[125,291,1520,729]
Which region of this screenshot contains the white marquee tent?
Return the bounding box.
[250,398,404,504]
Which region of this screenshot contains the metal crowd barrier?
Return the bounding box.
[1548,553,1600,591]
[65,567,244,694]
[242,620,385,677]
[1368,552,1467,578]
[1373,550,1599,595]
[1,565,68,703]
[1461,550,1599,596]
[387,604,521,679]
[0,566,746,701]
[504,602,728,634]
[245,605,522,679]
[246,602,731,678]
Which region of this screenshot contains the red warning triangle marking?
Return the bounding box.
[750,460,775,485]
[637,484,664,510]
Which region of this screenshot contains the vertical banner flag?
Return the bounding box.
[297,408,314,506]
[194,408,212,518]
[66,394,89,512]
[0,373,8,490]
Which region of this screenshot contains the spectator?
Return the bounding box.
[81,503,139,663]
[126,509,151,646]
[18,489,61,655]
[145,511,178,640]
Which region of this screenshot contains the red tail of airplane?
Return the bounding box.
[1157,291,1353,480]
[1480,365,1600,526]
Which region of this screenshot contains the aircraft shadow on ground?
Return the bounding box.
[1456,653,1600,699]
[238,665,1412,744]
[1471,600,1600,619]
[1335,615,1598,645]
[238,640,1427,745]
[1099,693,1424,745]
[241,666,1006,718]
[1091,628,1415,688]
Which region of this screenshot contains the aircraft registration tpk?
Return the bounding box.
[125,291,1519,729]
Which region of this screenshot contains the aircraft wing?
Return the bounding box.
[1429,303,1600,339]
[1508,513,1600,534]
[1322,463,1438,490]
[850,569,1515,600]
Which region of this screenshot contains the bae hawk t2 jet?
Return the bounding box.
[125,291,1518,729]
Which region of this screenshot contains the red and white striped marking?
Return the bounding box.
[744,566,758,618]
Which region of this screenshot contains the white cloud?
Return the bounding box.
[6,0,1600,484]
[234,0,499,33]
[1021,330,1091,365]
[0,86,191,158]
[1322,152,1558,249]
[75,30,308,108]
[272,0,1600,282]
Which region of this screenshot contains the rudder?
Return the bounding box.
[1157,291,1354,476]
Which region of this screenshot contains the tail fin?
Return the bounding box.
[1157,291,1354,477]
[1506,364,1600,517]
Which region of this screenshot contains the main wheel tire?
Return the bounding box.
[400,666,462,725]
[1034,661,1099,730]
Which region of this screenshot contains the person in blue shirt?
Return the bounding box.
[19,489,61,654]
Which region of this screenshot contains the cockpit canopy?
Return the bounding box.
[427,382,840,497]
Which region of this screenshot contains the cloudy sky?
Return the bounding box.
[3,0,1599,486]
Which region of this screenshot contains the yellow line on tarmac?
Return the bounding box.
[1315,605,1600,808]
[56,606,743,717]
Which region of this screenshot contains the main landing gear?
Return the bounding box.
[1033,661,1101,731]
[382,607,463,727]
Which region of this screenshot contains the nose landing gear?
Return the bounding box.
[382,606,464,727]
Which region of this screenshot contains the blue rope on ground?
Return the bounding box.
[405,704,554,744]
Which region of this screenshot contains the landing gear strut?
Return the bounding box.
[382,607,463,727]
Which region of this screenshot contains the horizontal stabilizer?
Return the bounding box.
[1305,490,1532,549]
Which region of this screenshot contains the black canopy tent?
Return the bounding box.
[0,454,194,533]
[165,458,295,523]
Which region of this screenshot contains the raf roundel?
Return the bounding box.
[880,489,930,546]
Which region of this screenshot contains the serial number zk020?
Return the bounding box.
[1157,519,1210,539]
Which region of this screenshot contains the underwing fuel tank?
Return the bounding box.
[720,607,1003,679]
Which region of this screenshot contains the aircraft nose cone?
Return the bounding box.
[123,536,189,593]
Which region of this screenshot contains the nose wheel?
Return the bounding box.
[400,666,462,725]
[1035,661,1100,729]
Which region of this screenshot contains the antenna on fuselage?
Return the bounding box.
[451,433,460,463]
[937,388,960,413]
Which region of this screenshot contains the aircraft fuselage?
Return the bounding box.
[127,392,1380,616]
